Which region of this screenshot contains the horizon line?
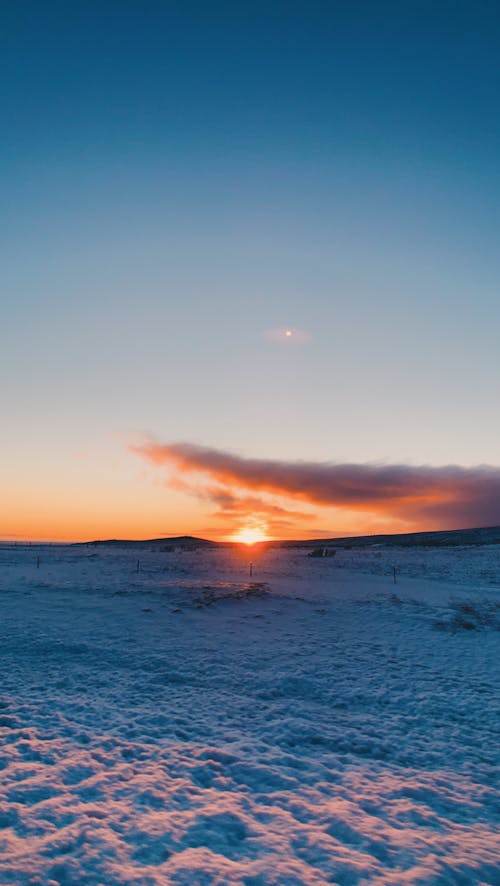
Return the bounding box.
[2,523,500,547]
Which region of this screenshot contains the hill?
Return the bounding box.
[80,535,217,550]
[280,525,500,549]
[78,526,500,550]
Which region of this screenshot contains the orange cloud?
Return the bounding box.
[130,441,500,534]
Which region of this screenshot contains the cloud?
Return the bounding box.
[205,487,314,532]
[149,468,315,535]
[131,440,500,532]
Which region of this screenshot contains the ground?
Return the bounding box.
[0,543,499,884]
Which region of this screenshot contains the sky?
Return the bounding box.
[2,0,500,542]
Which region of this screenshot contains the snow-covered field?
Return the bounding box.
[0,542,499,885]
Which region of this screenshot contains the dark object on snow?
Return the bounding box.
[308,547,336,558]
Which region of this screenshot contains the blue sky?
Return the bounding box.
[2,1,500,539]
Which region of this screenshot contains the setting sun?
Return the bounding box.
[231,526,269,545]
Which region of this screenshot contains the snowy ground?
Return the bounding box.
[0,542,499,885]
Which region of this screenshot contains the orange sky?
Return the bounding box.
[3,436,500,544]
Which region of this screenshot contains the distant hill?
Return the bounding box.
[278,525,500,549]
[80,535,217,550]
[77,526,500,551]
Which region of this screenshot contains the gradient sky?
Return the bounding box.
[2,1,500,541]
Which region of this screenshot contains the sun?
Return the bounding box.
[232,526,269,545]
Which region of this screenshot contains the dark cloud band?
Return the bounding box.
[131,440,500,531]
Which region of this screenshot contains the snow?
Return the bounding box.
[0,542,499,884]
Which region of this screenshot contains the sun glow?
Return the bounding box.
[232,526,269,545]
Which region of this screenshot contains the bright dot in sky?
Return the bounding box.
[232,526,269,545]
[264,327,312,344]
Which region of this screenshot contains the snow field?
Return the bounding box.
[0,544,499,884]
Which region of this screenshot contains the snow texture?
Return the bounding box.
[0,542,499,884]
